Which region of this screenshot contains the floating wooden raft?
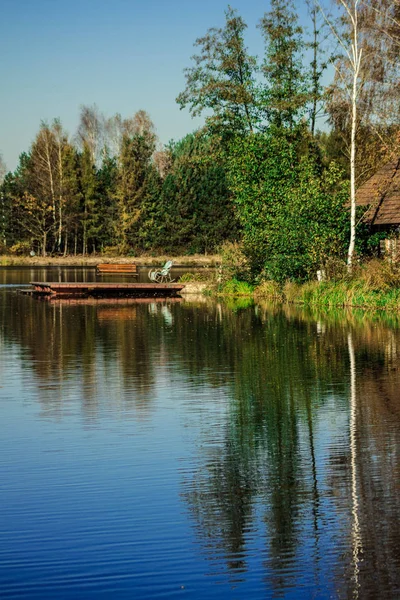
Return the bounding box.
[27,282,185,298]
[96,263,138,275]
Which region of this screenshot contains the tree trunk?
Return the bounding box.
[347,20,362,272]
[42,231,47,257]
[347,83,357,270]
[83,198,87,256]
[43,135,56,236]
[58,143,63,252]
[310,5,318,136]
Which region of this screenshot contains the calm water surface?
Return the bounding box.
[1,268,400,599]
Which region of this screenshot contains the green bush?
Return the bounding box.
[228,128,350,282]
[219,278,254,296]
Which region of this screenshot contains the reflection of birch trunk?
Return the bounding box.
[348,332,362,597]
[306,394,321,586]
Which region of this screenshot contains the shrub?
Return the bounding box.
[283,281,302,303]
[357,258,400,291]
[322,257,348,281]
[8,241,32,256]
[218,241,251,282]
[179,272,213,283]
[254,280,283,301]
[101,246,120,256]
[219,278,254,296]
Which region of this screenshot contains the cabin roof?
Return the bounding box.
[356,158,400,226]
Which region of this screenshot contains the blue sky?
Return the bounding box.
[0,0,312,171]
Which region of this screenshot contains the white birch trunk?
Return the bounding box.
[43,135,56,229]
[347,4,362,271]
[347,62,358,270]
[315,0,364,272]
[57,139,63,251]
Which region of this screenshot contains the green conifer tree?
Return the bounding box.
[259,0,309,129]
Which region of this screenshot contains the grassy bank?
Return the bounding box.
[280,280,400,311]
[0,254,220,267]
[253,258,400,311]
[183,259,400,312]
[214,278,400,312]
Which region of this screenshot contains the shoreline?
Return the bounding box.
[3,256,399,313]
[211,279,400,313]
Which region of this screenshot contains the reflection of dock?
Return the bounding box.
[35,296,183,306]
[23,282,185,298]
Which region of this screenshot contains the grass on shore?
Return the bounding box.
[254,260,400,311]
[178,259,400,311]
[0,253,220,267]
[279,280,400,311]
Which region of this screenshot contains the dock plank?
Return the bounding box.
[28,282,185,298]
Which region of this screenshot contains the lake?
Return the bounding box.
[1,268,399,599]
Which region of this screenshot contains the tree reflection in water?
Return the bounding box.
[178,303,400,598]
[1,291,400,596]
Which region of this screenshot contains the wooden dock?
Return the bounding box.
[96,263,138,276]
[25,282,185,298]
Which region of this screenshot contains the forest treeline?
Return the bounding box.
[1,0,399,281]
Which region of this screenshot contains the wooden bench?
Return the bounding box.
[96,263,138,276]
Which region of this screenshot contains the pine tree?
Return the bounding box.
[114,131,156,252]
[160,132,237,254]
[259,0,309,129]
[96,153,119,251]
[79,145,98,255]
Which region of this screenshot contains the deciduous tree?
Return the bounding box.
[76,104,105,166]
[0,154,6,184]
[177,6,258,137]
[259,0,309,129]
[228,128,350,281]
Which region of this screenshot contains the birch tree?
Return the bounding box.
[0,153,6,183]
[337,0,362,270]
[28,120,74,253]
[105,110,156,157]
[76,104,105,165]
[0,154,7,247]
[32,125,57,218]
[315,0,397,269]
[52,119,68,251]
